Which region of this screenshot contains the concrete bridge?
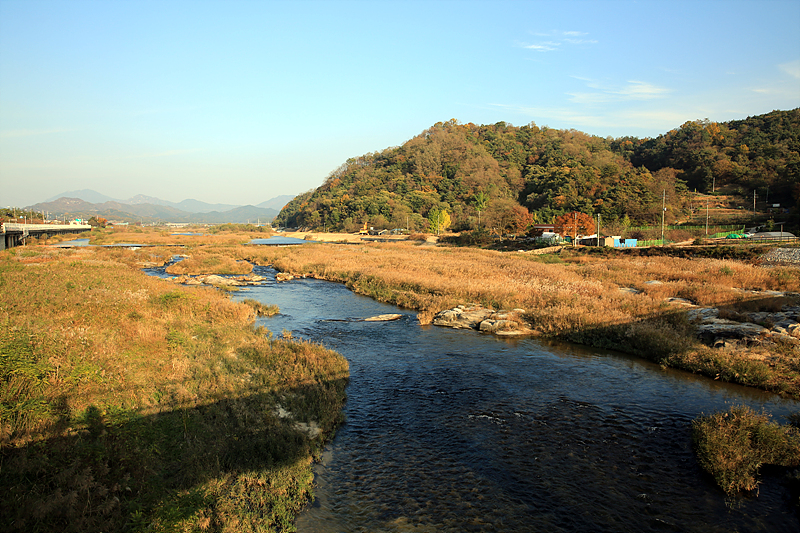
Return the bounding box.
[1,222,92,250]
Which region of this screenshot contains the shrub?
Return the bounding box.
[241,298,280,317]
[692,406,800,496]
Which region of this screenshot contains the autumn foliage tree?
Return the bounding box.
[511,205,534,235]
[554,211,595,239]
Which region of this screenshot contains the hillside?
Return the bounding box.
[276,110,800,233]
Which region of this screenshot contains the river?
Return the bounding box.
[138,259,797,532]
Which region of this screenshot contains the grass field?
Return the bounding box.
[233,240,800,397]
[0,243,347,532]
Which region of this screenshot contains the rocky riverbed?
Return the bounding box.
[762,247,800,265]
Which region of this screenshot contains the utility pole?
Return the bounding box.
[596,214,601,247]
[705,198,709,237]
[753,190,757,215]
[661,190,666,245]
[573,211,577,246]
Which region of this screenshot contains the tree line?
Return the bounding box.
[276,110,799,234]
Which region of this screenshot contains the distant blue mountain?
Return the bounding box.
[36,189,290,222]
[46,189,118,204]
[257,194,295,211]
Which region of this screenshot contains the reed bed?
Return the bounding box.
[0,245,348,532]
[165,251,254,276]
[241,241,800,397]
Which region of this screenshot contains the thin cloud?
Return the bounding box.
[520,30,595,52]
[618,80,671,99]
[523,42,560,52]
[568,78,671,103]
[488,102,691,136]
[779,59,800,79]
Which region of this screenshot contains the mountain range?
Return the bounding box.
[30,190,295,224]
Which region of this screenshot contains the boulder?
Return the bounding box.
[238,274,267,283]
[199,274,243,286]
[665,297,695,306]
[364,314,403,322]
[687,308,719,321]
[618,287,642,295]
[479,319,517,333]
[432,305,530,336]
[432,306,495,329]
[275,272,294,282]
[695,320,768,343]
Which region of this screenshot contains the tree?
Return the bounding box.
[473,191,489,227]
[511,205,533,236]
[554,211,594,241]
[88,216,107,228]
[427,209,451,235]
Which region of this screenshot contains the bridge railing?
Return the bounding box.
[2,223,92,233]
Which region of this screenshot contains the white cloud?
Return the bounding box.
[520,30,595,52]
[523,42,560,52]
[618,80,671,99]
[567,78,671,103]
[779,59,800,79]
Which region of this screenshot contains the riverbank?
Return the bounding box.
[240,240,800,398]
[0,245,348,532]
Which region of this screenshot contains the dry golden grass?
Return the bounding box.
[242,242,800,325]
[693,406,800,496]
[165,251,253,275]
[45,224,272,247]
[240,241,800,396]
[0,244,348,532]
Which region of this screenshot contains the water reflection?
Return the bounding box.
[230,266,798,532]
[249,236,313,245]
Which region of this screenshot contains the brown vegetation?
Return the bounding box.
[0,244,347,531]
[239,240,800,397]
[693,406,800,497]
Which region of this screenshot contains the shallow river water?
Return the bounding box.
[222,266,800,532]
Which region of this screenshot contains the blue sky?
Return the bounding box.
[1,0,799,207]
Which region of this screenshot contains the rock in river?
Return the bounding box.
[432,305,530,336]
[364,314,403,322]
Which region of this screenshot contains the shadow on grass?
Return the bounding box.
[0,373,348,533]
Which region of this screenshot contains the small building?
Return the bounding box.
[537,231,562,243]
[531,224,556,236]
[613,238,638,248]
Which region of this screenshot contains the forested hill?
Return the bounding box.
[276,109,799,233]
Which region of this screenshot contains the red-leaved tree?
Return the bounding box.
[554,212,594,239]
